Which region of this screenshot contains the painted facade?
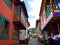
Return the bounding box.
[0,0,30,45]
[39,0,60,45]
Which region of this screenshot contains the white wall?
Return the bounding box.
[19,30,28,40]
[19,30,26,40]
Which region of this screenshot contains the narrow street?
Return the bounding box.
[1,0,60,45]
[28,37,44,45]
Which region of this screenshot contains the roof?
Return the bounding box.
[14,0,28,18]
[39,0,44,16]
[20,1,29,18]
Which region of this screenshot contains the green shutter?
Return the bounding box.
[4,17,10,35]
[46,5,51,18]
[0,17,10,40]
[4,0,9,4]
[0,14,3,36]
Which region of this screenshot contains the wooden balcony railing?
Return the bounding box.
[13,15,20,22]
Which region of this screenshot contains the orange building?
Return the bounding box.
[0,0,30,45]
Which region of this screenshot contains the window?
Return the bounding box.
[15,6,20,15]
[4,21,9,35]
[12,25,19,40]
[2,17,10,40]
[0,15,10,40]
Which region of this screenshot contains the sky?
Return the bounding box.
[23,0,42,28]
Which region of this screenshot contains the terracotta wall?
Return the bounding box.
[0,0,19,45]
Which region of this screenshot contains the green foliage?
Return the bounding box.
[30,28,36,30]
[29,28,37,36]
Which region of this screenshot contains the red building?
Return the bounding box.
[0,0,30,45]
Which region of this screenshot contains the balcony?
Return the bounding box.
[41,5,52,30]
[13,15,20,22]
[52,1,60,21]
[13,6,21,23]
[13,14,26,29]
[46,1,60,19]
[41,3,60,31]
[13,6,26,29]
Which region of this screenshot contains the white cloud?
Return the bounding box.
[29,19,36,28]
[25,0,42,28]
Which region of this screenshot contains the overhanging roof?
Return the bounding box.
[20,1,29,18]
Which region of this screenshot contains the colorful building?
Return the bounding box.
[14,1,30,44]
[0,0,30,45]
[39,0,60,45]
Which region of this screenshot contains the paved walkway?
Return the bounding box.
[28,37,44,45]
